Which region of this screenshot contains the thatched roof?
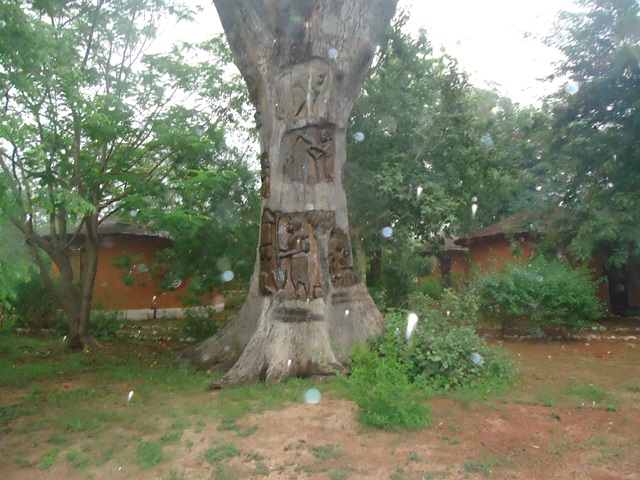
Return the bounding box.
[80,220,171,239]
[455,213,535,247]
[422,236,468,255]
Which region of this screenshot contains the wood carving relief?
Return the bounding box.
[275,60,331,121]
[328,228,357,288]
[258,208,337,299]
[281,125,335,184]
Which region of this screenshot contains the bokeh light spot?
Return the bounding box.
[221,270,234,282]
[304,389,321,404]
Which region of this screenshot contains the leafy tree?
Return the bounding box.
[0,221,37,310]
[346,16,550,290]
[0,0,248,348]
[544,0,640,268]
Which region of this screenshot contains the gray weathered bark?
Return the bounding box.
[187,0,398,385]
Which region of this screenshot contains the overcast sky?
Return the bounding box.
[160,0,579,106]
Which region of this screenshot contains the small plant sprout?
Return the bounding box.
[406,312,418,340]
[126,391,134,405]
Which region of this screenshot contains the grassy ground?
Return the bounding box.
[1,318,639,479]
[0,324,320,479]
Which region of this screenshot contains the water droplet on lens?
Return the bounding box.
[378,115,398,135]
[354,132,365,142]
[406,312,418,339]
[480,134,493,148]
[470,352,484,366]
[221,270,234,282]
[304,389,321,404]
[328,48,338,59]
[565,80,579,95]
[382,226,393,238]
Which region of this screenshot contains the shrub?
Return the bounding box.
[182,307,221,341]
[223,291,246,310]
[378,309,514,390]
[90,310,125,341]
[345,296,515,429]
[346,342,431,430]
[414,277,444,300]
[471,256,604,333]
[10,277,60,332]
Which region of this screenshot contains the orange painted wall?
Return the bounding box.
[467,237,537,273]
[432,250,468,284]
[92,235,217,311]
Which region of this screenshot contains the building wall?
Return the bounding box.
[92,235,219,311]
[431,250,468,285]
[467,236,537,273]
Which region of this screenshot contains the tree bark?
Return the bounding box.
[187,0,398,385]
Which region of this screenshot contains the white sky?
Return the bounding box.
[161,0,579,106]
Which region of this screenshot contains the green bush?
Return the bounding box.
[223,291,246,310]
[414,277,444,300]
[471,256,604,333]
[345,295,515,429]
[10,277,60,332]
[346,343,431,430]
[181,307,221,341]
[377,309,514,390]
[90,310,125,341]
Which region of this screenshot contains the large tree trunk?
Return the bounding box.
[187,0,398,385]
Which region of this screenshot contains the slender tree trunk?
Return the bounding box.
[186,0,398,385]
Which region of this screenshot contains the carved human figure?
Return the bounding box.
[329,229,356,287]
[279,218,311,298]
[282,126,335,184]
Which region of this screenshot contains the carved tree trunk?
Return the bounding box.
[187,0,398,385]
